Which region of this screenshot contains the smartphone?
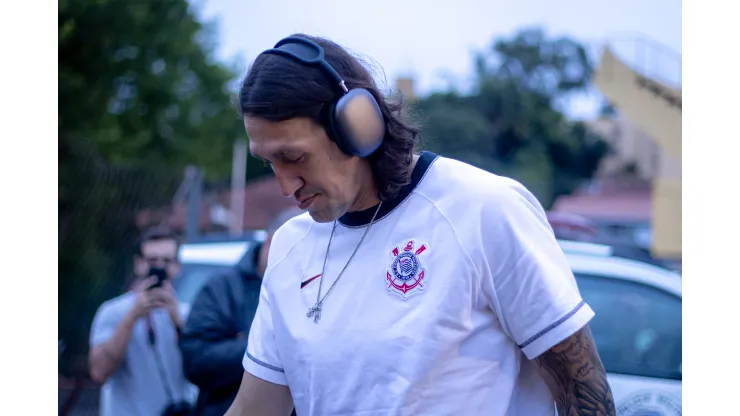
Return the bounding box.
[148,267,168,289]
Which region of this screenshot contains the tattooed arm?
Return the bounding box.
[534,325,616,416]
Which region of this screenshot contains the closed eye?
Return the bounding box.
[252,151,305,167]
[277,152,306,165]
[286,154,305,164]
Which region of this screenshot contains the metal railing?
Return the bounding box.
[587,34,682,90]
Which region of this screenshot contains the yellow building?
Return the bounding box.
[587,115,661,181]
[593,42,681,259]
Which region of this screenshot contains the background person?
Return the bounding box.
[88,227,193,416]
[180,209,303,416]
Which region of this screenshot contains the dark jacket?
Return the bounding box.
[180,247,263,416]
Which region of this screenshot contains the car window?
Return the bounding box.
[174,263,233,306]
[575,273,682,380]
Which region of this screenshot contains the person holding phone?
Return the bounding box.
[88,226,194,416]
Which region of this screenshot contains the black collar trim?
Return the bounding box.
[338,151,438,227]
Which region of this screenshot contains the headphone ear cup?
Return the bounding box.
[324,101,354,156]
[332,89,386,157]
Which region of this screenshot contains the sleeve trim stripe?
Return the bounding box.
[246,352,285,373]
[517,300,586,349]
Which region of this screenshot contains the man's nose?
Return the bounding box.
[274,168,304,199]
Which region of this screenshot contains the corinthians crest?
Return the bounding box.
[386,239,429,299]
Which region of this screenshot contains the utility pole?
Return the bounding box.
[230,139,248,236]
[184,166,203,241]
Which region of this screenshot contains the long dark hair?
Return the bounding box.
[238,34,420,201]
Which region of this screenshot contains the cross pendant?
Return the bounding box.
[306,302,322,323]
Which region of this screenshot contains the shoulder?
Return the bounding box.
[198,267,260,299]
[416,155,543,227]
[414,155,554,273]
[98,292,135,315]
[92,292,135,325]
[198,269,240,297]
[90,292,137,346]
[255,213,315,299]
[266,212,314,269]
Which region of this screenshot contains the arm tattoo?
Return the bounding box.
[534,326,616,416]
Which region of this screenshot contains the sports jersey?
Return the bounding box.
[244,151,594,415]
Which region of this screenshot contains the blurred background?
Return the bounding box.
[58,0,681,413]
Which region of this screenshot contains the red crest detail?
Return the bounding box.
[386,239,429,299]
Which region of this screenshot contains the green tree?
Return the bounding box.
[58,0,268,375]
[416,28,609,207]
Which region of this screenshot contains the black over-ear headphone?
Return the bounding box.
[260,36,386,158]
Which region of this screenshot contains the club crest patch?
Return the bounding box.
[386,239,429,299]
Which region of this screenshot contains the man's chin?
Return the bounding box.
[308,207,344,224]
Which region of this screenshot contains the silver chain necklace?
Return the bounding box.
[306,201,383,323]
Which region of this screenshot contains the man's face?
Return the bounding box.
[134,238,181,280]
[245,116,366,223]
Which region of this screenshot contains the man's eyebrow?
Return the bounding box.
[252,148,302,161]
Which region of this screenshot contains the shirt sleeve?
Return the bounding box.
[479,179,595,360]
[242,282,288,385]
[89,302,121,348]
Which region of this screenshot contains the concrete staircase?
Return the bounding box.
[594,47,681,159]
[593,38,681,259]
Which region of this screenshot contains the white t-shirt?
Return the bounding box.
[243,152,594,416]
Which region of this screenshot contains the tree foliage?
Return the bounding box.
[416,28,609,208]
[58,0,269,375]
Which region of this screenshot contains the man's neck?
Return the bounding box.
[348,154,420,212]
[349,185,380,212]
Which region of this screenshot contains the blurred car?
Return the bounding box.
[176,237,681,415]
[548,212,681,273]
[562,240,681,415]
[547,212,598,242]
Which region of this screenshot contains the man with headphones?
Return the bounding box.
[227,34,616,416]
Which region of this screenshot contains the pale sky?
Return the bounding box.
[192,0,681,118]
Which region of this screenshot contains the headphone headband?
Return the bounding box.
[260,36,349,94]
[256,35,386,158]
